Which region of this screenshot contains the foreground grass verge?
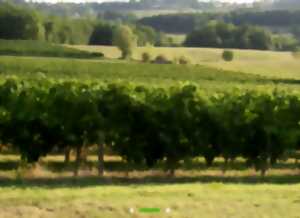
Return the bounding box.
[0,156,299,218]
[0,183,299,218]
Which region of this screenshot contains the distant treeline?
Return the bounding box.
[225,10,300,26]
[270,0,300,11]
[1,0,224,17]
[0,3,171,46]
[139,10,300,34]
[185,21,298,51]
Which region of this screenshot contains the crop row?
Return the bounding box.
[0,79,300,176]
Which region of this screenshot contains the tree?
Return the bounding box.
[113,25,137,59]
[248,27,272,50]
[0,4,42,40]
[44,21,54,42]
[185,22,275,50]
[185,23,221,48]
[89,23,114,45]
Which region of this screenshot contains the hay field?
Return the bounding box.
[69,45,300,80]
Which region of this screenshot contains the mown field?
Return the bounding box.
[1,183,300,218]
[69,45,300,80]
[0,154,300,218]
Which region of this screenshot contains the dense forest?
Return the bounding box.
[184,21,298,51]
[139,10,300,34]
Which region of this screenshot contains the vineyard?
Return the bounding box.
[1,1,300,215]
[0,45,300,218]
[0,78,299,177]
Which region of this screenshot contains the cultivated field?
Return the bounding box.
[69,45,300,80]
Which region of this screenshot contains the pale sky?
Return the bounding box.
[28,0,259,4]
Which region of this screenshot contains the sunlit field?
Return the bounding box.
[1,55,300,92]
[69,45,300,80]
[2,0,300,217]
[0,154,300,218]
[0,42,300,218]
[1,184,300,218]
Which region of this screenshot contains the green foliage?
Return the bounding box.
[152,54,172,64]
[113,25,137,59]
[141,52,151,62]
[185,22,274,50]
[0,3,43,40]
[89,23,114,46]
[139,10,300,35]
[0,79,299,176]
[222,50,234,62]
[176,56,190,65]
[272,35,299,51]
[0,40,103,59]
[134,25,154,46]
[45,18,95,45]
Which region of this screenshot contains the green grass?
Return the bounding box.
[0,154,300,218]
[0,55,299,91]
[0,40,103,59]
[69,45,300,80]
[1,183,300,218]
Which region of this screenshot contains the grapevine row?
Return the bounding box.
[0,79,300,176]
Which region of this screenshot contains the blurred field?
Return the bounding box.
[69,45,300,80]
[130,9,201,18]
[0,40,102,59]
[0,154,300,218]
[166,33,186,44]
[2,55,292,92]
[1,183,300,218]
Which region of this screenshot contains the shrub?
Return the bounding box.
[152,54,172,64]
[141,52,151,62]
[222,50,234,62]
[177,56,190,65]
[90,52,104,58]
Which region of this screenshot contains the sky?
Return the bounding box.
[28,0,259,4]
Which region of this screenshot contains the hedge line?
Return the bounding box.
[0,79,300,176]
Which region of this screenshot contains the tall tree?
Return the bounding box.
[113,25,137,59]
